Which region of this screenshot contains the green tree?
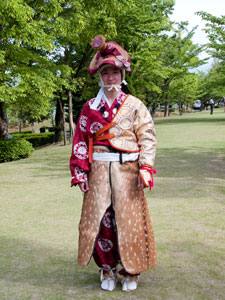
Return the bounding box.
[197,12,225,63]
[149,23,205,116]
[1,0,207,143]
[115,0,174,112]
[199,63,225,102]
[45,0,135,143]
[197,12,225,110]
[0,0,60,138]
[169,73,201,114]
[76,0,175,113]
[50,0,175,141]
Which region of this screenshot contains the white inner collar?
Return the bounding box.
[103,91,120,108]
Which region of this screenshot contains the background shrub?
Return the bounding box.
[24,133,55,148]
[10,130,32,135]
[0,138,34,163]
[11,132,55,148]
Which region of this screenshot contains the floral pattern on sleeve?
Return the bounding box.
[70,104,90,186]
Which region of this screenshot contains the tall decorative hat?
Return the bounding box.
[88,35,131,75]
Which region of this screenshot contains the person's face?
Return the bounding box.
[100,65,122,86]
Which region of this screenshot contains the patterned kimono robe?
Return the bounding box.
[70,90,157,274]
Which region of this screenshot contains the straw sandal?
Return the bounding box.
[100,269,117,292]
[121,275,139,292]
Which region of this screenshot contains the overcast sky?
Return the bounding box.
[171,0,224,71]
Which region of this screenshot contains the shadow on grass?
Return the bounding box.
[155,115,225,125]
[146,240,225,300]
[158,146,225,156]
[0,236,224,299]
[16,147,72,178]
[13,145,225,182]
[0,236,99,294]
[156,147,225,178]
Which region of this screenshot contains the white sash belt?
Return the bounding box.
[92,152,139,163]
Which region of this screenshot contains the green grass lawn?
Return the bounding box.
[0,109,224,300]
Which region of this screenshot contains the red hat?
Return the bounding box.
[88,35,131,75]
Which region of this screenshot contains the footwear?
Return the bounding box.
[121,275,139,292]
[100,269,117,292]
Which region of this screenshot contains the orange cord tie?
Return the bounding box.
[95,122,117,137]
[95,133,115,141]
[88,122,117,164]
[88,137,93,164]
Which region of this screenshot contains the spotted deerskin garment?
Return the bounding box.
[77,146,156,274]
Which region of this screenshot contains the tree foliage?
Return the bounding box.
[0,0,61,137]
[0,0,211,140]
[197,12,225,104]
[197,12,225,63]
[135,22,205,115]
[199,63,225,102]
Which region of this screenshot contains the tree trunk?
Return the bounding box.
[60,99,67,146]
[18,119,22,133]
[163,78,170,117]
[68,90,74,141]
[55,96,64,143]
[51,109,55,127]
[164,99,169,117]
[0,102,8,139]
[31,121,35,133]
[179,100,183,115]
[151,103,157,117]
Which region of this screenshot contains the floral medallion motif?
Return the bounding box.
[74,166,87,182]
[98,238,113,252]
[73,142,88,159]
[90,122,103,134]
[79,115,88,132]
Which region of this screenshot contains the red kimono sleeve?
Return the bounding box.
[70,104,90,186]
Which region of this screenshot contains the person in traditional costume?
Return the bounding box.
[70,35,157,292]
